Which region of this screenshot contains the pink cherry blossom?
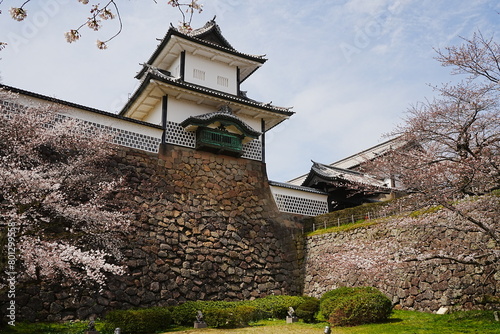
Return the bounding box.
[0,89,131,287]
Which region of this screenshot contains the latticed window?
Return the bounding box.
[217,75,229,87]
[196,127,243,156]
[193,69,206,80]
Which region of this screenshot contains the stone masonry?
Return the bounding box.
[2,144,498,321]
[303,213,499,312]
[4,144,304,322]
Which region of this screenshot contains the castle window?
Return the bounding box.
[217,75,229,87]
[193,69,205,80]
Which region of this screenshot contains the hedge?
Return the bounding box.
[320,287,393,326]
[104,307,172,334]
[104,295,312,331]
[295,296,320,323]
[170,300,259,328]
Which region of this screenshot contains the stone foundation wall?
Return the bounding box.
[3,143,498,322]
[303,214,499,312]
[3,144,304,322]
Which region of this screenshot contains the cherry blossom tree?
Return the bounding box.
[0,89,131,287]
[435,31,500,84]
[0,0,203,50]
[363,31,499,265]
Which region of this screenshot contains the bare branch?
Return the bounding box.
[403,253,494,266]
[435,31,500,84]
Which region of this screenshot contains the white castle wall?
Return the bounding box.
[2,91,321,216]
[185,53,237,95]
[270,184,328,216]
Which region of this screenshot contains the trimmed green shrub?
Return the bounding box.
[204,305,257,328]
[320,287,392,326]
[104,307,171,334]
[0,321,90,334]
[246,295,306,319]
[203,307,232,328]
[320,286,360,303]
[106,295,311,331]
[296,297,320,323]
[169,301,209,326]
[170,300,258,328]
[233,305,259,325]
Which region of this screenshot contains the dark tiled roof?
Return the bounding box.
[187,18,235,50]
[268,180,328,195]
[124,65,294,117]
[303,161,387,188]
[180,108,261,138]
[140,20,266,80]
[0,84,162,129]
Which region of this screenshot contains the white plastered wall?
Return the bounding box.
[184,53,237,95]
[142,96,263,135]
[270,185,329,216]
[8,94,163,152]
[168,57,181,78]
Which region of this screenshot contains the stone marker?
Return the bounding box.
[84,320,99,334]
[436,307,449,315]
[194,310,208,328]
[286,306,298,323]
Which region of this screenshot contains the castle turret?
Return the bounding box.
[120,19,293,161]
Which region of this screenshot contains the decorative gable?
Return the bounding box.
[135,18,266,86]
[180,105,260,157]
[120,19,293,161]
[188,18,235,49]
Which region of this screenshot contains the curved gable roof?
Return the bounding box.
[188,18,234,50]
[302,161,387,189]
[180,108,261,140]
[138,19,266,82]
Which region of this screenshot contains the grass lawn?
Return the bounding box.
[162,310,500,334]
[2,310,499,333]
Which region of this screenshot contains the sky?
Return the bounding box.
[1,0,499,182]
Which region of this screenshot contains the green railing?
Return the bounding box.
[196,127,243,155]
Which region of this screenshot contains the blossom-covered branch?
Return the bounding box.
[1,0,203,50]
[0,89,131,286]
[167,0,203,33]
[64,0,121,50]
[355,31,500,270]
[435,31,500,84]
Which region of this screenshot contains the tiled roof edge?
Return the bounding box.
[124,68,294,117]
[268,180,328,195]
[0,84,163,130]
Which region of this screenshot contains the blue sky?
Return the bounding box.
[1,0,499,181]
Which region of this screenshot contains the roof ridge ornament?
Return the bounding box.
[218,105,232,114]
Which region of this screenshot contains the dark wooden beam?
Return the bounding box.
[237,67,241,96]
[180,51,186,81]
[261,118,266,163]
[161,95,168,144]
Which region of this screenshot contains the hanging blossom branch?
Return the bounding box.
[167,0,203,33]
[1,0,202,50]
[64,0,121,50]
[3,0,120,49]
[7,0,29,21]
[0,1,4,50]
[0,88,132,286]
[403,252,497,266]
